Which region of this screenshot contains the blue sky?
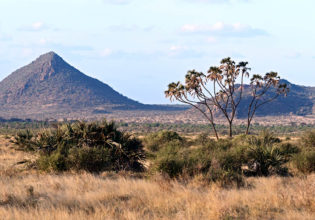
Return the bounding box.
[0,0,314,104]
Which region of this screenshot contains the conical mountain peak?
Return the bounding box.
[30,51,68,70]
[38,51,59,59]
[0,52,143,118]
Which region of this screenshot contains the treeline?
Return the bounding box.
[0,120,314,136]
[118,122,314,136]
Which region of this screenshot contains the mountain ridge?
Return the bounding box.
[0,52,144,110]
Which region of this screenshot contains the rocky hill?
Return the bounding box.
[0,52,185,119]
[187,79,315,118]
[236,79,315,117]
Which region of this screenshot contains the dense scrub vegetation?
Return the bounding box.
[144,130,314,186]
[292,130,315,173]
[12,121,314,186]
[13,121,145,172]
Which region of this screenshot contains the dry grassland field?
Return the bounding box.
[0,134,314,220]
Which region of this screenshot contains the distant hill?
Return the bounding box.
[188,79,315,118]
[0,52,186,119]
[235,79,315,117]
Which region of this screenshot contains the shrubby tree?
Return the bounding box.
[246,72,289,134]
[165,57,288,139]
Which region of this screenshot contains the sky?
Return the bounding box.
[0,0,314,104]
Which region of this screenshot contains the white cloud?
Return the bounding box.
[32,22,44,30]
[181,22,267,38]
[100,48,113,57]
[19,21,48,32]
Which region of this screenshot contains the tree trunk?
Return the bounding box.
[246,118,251,135]
[229,121,233,138]
[246,112,254,135]
[211,123,219,140]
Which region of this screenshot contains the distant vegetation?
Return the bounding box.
[118,122,315,136]
[0,119,314,135]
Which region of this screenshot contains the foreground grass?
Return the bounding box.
[0,173,314,220]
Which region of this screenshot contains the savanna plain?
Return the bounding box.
[0,119,314,220]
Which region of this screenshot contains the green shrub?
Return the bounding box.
[153,138,243,186]
[185,146,213,175]
[31,120,145,172]
[244,145,289,176]
[156,157,185,178]
[154,142,184,177]
[12,129,35,151]
[144,130,184,152]
[151,129,306,181]
[247,130,280,147]
[218,146,246,173]
[300,130,315,149]
[68,147,113,172]
[207,167,245,188]
[155,144,214,178]
[278,143,300,158]
[194,133,213,146]
[293,151,315,174]
[290,130,315,174]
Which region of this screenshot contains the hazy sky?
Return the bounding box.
[0,0,314,104]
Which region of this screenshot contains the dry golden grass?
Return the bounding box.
[0,136,37,176]
[0,173,314,220]
[0,136,314,220]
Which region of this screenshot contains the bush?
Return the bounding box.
[152,141,186,178]
[232,131,298,176]
[26,120,145,172]
[38,151,68,171]
[194,133,213,146]
[157,157,185,178]
[68,147,113,172]
[207,167,245,188]
[218,146,246,173]
[244,145,289,176]
[152,138,243,186]
[150,129,307,185]
[300,130,315,149]
[293,151,315,174]
[144,130,184,152]
[154,141,210,178]
[246,130,280,147]
[12,129,35,151]
[278,143,300,158]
